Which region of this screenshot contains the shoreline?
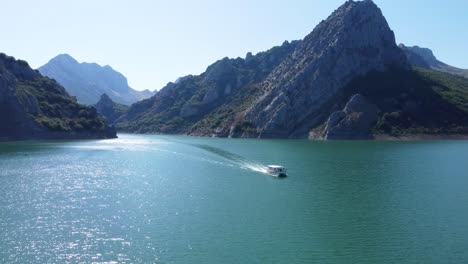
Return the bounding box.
[2,132,468,143]
[119,132,468,141]
[373,134,468,141]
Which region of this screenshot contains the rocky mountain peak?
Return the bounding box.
[204,57,235,82]
[48,53,79,65]
[116,0,468,139]
[300,0,404,67]
[0,53,39,81]
[244,0,407,138]
[400,44,468,78]
[399,44,437,64]
[97,93,113,105]
[39,54,153,105]
[95,93,129,124]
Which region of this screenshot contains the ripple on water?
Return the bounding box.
[1,135,468,263]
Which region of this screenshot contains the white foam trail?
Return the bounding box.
[65,136,269,174]
[240,162,269,175]
[242,163,268,174]
[187,144,270,175]
[154,148,236,168]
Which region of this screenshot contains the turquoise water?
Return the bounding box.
[1,134,468,263]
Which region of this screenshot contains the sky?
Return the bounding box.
[1,0,467,91]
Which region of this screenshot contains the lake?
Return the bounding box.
[1,134,467,263]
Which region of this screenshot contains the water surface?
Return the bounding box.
[1,134,467,263]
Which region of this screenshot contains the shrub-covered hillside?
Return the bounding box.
[116,41,300,135]
[339,67,468,136]
[0,53,116,141]
[95,93,129,124]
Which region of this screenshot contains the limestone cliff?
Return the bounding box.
[116,0,468,139]
[319,94,379,140]
[245,0,407,138]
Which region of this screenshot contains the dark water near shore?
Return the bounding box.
[1,134,468,263]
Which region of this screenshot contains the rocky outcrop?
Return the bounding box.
[400,44,468,78]
[321,94,379,140]
[95,94,129,124]
[117,1,408,137]
[115,0,468,139]
[244,0,407,138]
[116,40,300,133]
[0,53,116,141]
[39,54,153,105]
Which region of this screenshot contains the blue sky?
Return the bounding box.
[1,0,466,91]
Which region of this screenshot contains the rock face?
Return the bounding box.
[0,53,116,141]
[39,54,153,105]
[244,0,407,138]
[400,44,468,78]
[116,40,300,133]
[116,0,468,139]
[95,94,129,124]
[118,1,407,137]
[322,94,379,139]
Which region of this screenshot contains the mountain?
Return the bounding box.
[95,94,129,124]
[0,53,116,141]
[243,0,407,138]
[117,40,300,134]
[117,0,468,139]
[400,44,468,79]
[312,67,468,139]
[38,54,153,105]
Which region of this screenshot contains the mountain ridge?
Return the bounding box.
[117,0,408,138]
[116,0,467,139]
[117,40,301,134]
[39,54,153,105]
[399,44,468,79]
[243,0,408,138]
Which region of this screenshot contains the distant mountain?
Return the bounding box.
[0,53,116,141]
[38,54,153,105]
[400,44,468,79]
[95,94,129,124]
[116,0,468,139]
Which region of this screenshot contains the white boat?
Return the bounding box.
[266,165,288,177]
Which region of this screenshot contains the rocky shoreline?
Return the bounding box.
[114,130,468,141]
[374,134,468,141]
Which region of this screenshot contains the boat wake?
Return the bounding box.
[193,144,269,175]
[68,136,270,175]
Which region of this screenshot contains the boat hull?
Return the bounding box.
[269,173,288,178]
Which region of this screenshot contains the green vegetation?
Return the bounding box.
[16,77,106,132]
[120,66,468,137]
[116,41,299,135]
[189,83,263,135]
[117,81,261,135]
[94,94,129,124]
[340,67,468,136]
